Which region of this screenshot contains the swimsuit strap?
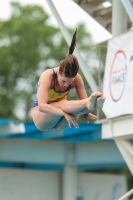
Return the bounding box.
[52,68,56,89]
[51,68,71,91]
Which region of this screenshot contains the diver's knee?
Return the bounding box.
[37,126,50,132]
[34,123,51,132]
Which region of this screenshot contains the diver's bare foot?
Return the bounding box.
[86,92,102,110]
[96,96,106,110]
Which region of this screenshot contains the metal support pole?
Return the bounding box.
[62,144,77,200]
[118,188,133,200]
[121,0,133,23]
[112,0,127,36]
[46,0,99,92]
[115,139,133,176]
[62,165,77,200]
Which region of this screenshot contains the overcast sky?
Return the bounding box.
[0,0,112,43]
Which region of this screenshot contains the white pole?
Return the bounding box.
[62,165,77,200]
[115,140,133,176]
[112,0,127,37]
[118,188,133,200]
[121,0,133,23]
[46,0,99,92]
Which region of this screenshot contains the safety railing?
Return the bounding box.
[118,188,133,200]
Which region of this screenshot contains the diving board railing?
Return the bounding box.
[118,188,133,200]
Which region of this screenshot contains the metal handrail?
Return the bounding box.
[118,188,133,200]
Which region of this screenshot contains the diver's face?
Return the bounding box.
[57,73,75,88]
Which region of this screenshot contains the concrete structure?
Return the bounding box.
[0,120,127,200]
[0,168,127,200]
[73,0,133,34]
[0,120,126,170]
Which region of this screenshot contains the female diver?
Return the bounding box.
[32,30,106,131]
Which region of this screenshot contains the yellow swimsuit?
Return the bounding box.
[48,88,70,102]
[34,68,71,106]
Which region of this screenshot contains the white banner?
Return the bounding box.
[78,173,127,200]
[103,30,133,118]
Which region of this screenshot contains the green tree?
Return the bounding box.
[0,2,93,121]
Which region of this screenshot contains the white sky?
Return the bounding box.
[0,0,112,43]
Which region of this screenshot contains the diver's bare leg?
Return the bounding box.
[53,95,106,131]
[33,92,104,132]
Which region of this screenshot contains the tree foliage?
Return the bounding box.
[0,2,94,121]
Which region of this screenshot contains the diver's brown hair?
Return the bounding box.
[59,29,79,78]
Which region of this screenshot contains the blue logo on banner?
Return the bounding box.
[130,55,133,62]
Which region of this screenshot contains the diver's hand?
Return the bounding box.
[84,113,97,123]
[64,112,79,128]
